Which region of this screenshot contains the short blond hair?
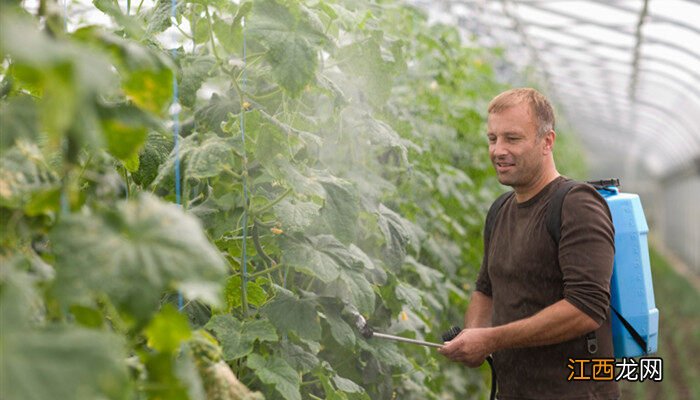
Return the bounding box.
[488,88,555,138]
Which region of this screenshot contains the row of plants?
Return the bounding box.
[0,0,586,399]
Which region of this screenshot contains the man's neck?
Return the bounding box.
[514,169,560,203]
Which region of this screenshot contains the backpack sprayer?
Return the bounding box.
[350,312,497,400]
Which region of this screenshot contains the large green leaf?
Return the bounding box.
[322,268,375,316]
[276,341,319,374]
[376,204,424,267]
[0,140,59,210]
[273,197,322,233]
[248,0,328,96]
[337,32,403,108]
[267,35,317,96]
[123,67,173,115]
[247,353,301,400]
[312,175,360,244]
[0,94,39,150]
[1,260,130,400]
[153,132,242,188]
[282,235,348,283]
[145,304,193,353]
[179,55,216,108]
[262,286,320,341]
[1,327,131,400]
[51,193,227,323]
[319,299,355,347]
[131,132,173,187]
[97,102,158,166]
[206,314,277,361]
[195,92,240,135]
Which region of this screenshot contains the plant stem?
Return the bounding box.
[248,263,283,279]
[251,223,274,268]
[204,6,221,61]
[250,188,292,215]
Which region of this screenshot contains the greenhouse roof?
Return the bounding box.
[410,0,700,182]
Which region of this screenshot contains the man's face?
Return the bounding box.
[486,102,547,188]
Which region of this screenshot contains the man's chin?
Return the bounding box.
[496,174,515,187]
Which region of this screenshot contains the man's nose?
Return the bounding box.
[490,139,508,157]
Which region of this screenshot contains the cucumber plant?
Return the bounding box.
[0,0,586,399]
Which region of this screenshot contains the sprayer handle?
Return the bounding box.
[441,326,462,342]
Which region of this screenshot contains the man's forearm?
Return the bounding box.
[464,290,493,328]
[488,299,600,351]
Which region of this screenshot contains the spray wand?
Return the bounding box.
[351,312,497,400]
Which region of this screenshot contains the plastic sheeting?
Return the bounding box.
[410,0,700,183]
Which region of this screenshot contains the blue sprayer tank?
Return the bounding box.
[597,183,659,358]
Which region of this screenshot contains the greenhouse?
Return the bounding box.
[0,0,698,400]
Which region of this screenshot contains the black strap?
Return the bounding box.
[611,306,648,353]
[484,191,514,243]
[545,180,579,245]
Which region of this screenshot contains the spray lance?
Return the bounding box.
[349,311,497,400]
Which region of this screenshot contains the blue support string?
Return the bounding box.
[171,0,183,311]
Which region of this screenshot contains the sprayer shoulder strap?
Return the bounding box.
[484,191,515,243]
[546,180,648,354]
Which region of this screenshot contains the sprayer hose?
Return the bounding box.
[486,355,496,400]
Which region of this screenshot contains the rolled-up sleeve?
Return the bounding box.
[558,185,615,324]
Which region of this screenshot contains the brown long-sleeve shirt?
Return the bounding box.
[476,177,620,400]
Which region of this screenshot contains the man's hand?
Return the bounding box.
[438,328,494,368]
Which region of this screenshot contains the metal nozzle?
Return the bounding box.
[351,311,443,348]
[351,311,375,339]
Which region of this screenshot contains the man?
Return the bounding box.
[438,88,620,399]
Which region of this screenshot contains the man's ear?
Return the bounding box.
[542,130,556,155]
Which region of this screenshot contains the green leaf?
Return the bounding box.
[267,35,317,95]
[51,194,227,324]
[69,305,105,329]
[270,158,325,199]
[377,204,423,267]
[131,132,173,187]
[248,0,328,96]
[205,314,277,361]
[320,300,355,347]
[277,341,319,374]
[1,261,130,400]
[153,132,242,187]
[179,55,216,108]
[92,0,145,37]
[247,353,301,400]
[123,67,173,114]
[143,0,174,35]
[357,335,411,370]
[395,282,424,312]
[98,102,155,163]
[337,33,401,108]
[224,275,268,311]
[0,94,39,150]
[313,175,360,243]
[195,92,240,134]
[143,352,190,400]
[273,197,321,232]
[0,141,59,210]
[262,286,320,340]
[145,304,193,353]
[332,375,364,394]
[323,269,375,316]
[283,235,345,283]
[1,327,131,400]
